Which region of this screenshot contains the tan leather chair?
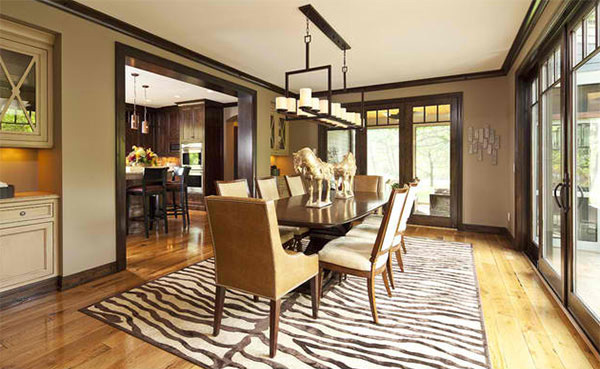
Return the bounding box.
[318,187,409,324]
[256,176,310,251]
[216,178,294,245]
[354,175,385,193]
[285,175,306,196]
[205,196,319,357]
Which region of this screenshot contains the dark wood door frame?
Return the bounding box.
[115,42,257,271]
[326,92,463,229]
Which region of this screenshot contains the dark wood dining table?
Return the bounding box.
[274,191,389,255]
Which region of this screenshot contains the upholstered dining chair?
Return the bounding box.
[318,187,409,324]
[353,175,385,193]
[285,175,306,197]
[205,196,320,358]
[256,176,310,251]
[216,179,295,246]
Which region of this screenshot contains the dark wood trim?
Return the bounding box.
[0,277,59,310]
[222,102,238,108]
[36,0,285,95]
[115,43,257,270]
[459,223,512,237]
[59,262,117,291]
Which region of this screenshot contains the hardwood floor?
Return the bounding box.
[0,212,598,369]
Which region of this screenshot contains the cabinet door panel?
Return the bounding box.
[0,222,54,290]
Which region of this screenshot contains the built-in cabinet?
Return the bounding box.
[0,18,54,148]
[179,103,205,144]
[0,193,59,293]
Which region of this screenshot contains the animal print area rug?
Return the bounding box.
[81,237,491,369]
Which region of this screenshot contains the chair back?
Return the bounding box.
[215,179,250,197]
[173,166,192,184]
[142,167,168,190]
[397,179,420,231]
[354,175,384,193]
[370,187,409,262]
[256,176,280,201]
[285,175,305,196]
[205,196,286,298]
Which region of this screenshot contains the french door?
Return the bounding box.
[528,3,600,349]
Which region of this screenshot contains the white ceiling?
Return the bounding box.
[125,65,237,108]
[85,0,531,91]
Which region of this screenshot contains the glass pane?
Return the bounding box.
[412,106,424,123]
[575,24,584,65]
[555,48,561,81]
[586,11,596,57]
[573,51,600,319]
[367,127,399,183]
[542,61,548,90]
[548,52,555,85]
[542,82,562,276]
[413,124,450,217]
[425,105,437,122]
[1,99,33,132]
[366,110,377,126]
[377,109,388,125]
[0,48,33,85]
[532,78,538,104]
[388,108,400,124]
[438,104,451,121]
[327,130,352,163]
[532,101,540,245]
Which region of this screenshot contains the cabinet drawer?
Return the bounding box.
[0,203,54,224]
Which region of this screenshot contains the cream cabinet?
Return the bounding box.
[0,18,54,148]
[0,193,59,293]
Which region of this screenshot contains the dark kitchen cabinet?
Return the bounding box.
[179,103,204,144]
[154,106,180,156]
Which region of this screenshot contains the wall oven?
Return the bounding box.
[181,143,203,194]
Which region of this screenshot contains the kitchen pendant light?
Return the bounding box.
[141,85,150,134]
[130,73,139,130]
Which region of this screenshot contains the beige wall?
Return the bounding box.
[1,0,278,276]
[0,148,39,191]
[223,106,237,181]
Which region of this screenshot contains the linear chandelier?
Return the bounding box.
[274,5,363,130]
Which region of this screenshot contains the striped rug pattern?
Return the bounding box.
[81,237,490,369]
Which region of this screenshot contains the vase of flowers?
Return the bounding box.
[126,146,158,167]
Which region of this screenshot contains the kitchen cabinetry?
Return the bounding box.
[0,18,55,148]
[179,103,205,144]
[0,193,59,293]
[155,106,180,156]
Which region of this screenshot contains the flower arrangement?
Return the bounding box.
[126,146,158,166]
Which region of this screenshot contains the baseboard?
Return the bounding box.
[0,276,59,310]
[59,262,117,291]
[459,223,508,235]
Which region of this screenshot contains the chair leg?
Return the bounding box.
[185,188,190,225]
[162,192,168,234]
[213,286,225,336]
[143,195,149,238]
[387,254,395,289]
[401,234,407,254]
[395,250,404,272]
[367,277,379,324]
[180,190,187,229]
[310,275,319,318]
[269,299,281,358]
[318,266,324,298]
[172,191,177,218]
[253,295,259,302]
[382,269,392,298]
[126,194,130,235]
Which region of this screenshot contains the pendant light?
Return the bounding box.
[142,84,150,134]
[130,73,139,130]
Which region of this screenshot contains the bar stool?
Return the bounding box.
[126,167,169,238]
[167,166,191,228]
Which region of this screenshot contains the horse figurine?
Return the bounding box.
[292,147,334,207]
[333,152,357,199]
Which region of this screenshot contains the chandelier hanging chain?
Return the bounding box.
[304,17,311,69]
[342,49,348,90]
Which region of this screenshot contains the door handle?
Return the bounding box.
[553,182,564,209]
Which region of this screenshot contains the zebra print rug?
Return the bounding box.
[81,237,490,369]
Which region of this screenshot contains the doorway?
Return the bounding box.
[114,43,257,271]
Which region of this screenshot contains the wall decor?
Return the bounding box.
[467,125,499,165]
[270,101,289,155]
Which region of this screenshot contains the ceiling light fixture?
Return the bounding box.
[274,4,364,130]
[141,84,150,134]
[130,73,140,130]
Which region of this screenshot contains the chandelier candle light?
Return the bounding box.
[142,84,150,134]
[274,4,365,130]
[130,73,140,130]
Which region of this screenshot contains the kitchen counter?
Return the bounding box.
[0,191,59,204]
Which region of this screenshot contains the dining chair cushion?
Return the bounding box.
[127,185,165,194]
[278,225,310,236]
[361,214,383,226]
[354,175,384,193]
[346,223,402,246]
[256,177,281,201]
[216,180,250,197]
[318,236,388,271]
[285,176,306,197]
[279,228,294,244]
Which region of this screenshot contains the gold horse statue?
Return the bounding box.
[292,147,334,207]
[333,152,357,199]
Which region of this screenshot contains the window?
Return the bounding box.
[367,126,399,182]
[531,78,540,245]
[327,129,354,163]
